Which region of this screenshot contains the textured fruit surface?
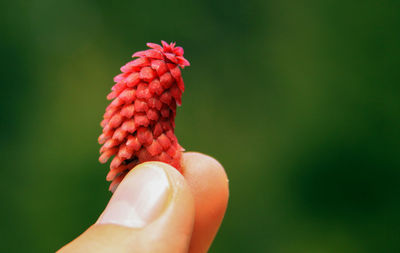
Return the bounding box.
[99,41,190,192]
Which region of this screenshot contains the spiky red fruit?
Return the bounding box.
[99,41,190,192]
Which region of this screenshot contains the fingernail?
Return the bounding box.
[98,163,171,228]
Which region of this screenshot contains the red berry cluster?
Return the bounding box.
[98,41,190,192]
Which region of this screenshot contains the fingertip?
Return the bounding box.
[183,152,229,204]
[61,162,195,253]
[182,152,229,253]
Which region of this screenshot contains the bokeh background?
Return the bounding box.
[1,0,400,252]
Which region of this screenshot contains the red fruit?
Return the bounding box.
[99,41,190,191]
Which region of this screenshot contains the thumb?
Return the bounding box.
[58,162,195,253]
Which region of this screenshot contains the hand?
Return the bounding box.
[58,152,229,253]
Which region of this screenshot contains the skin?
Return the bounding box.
[58,152,229,253]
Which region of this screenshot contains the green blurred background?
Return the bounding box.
[1,0,400,252]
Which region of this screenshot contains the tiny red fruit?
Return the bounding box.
[99,41,190,192]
